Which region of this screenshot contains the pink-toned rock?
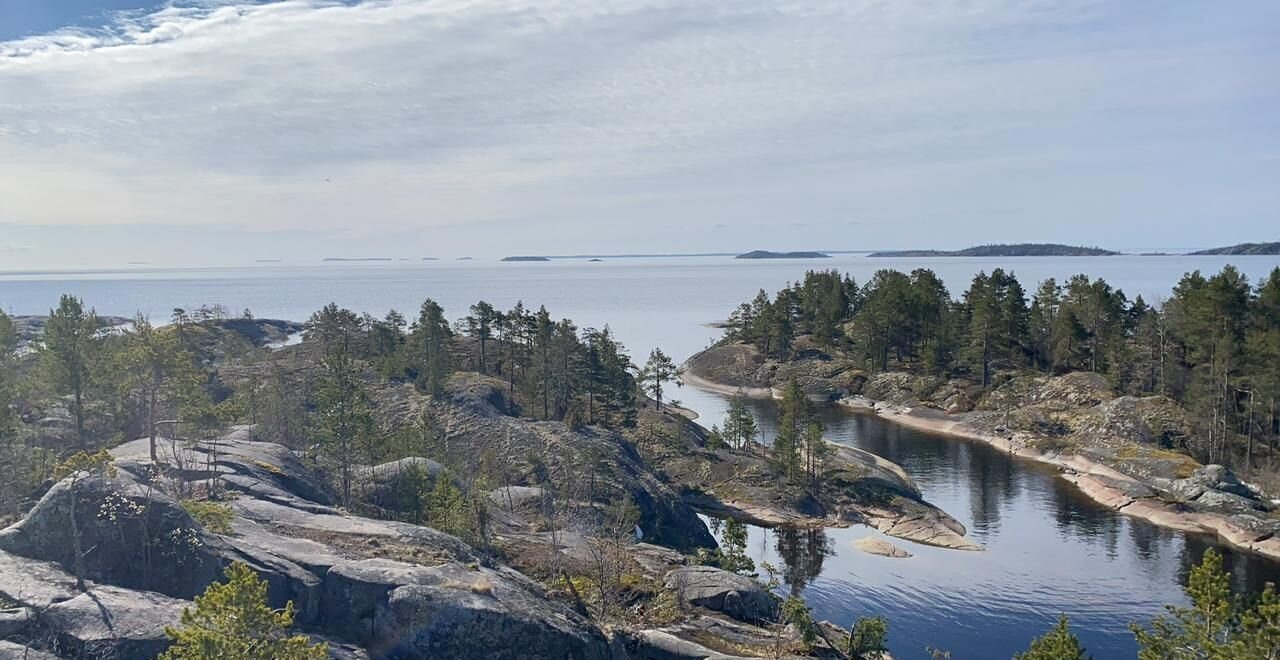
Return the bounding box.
[853,537,912,558]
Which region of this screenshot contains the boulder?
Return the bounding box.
[40,585,185,659]
[322,558,611,659]
[0,607,34,638]
[663,566,778,624]
[852,537,912,558]
[1194,489,1266,515]
[357,457,449,515]
[0,641,58,660]
[1167,465,1264,513]
[0,469,225,600]
[0,550,80,609]
[111,428,336,508]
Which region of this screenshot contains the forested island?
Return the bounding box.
[1191,242,1280,256]
[735,250,832,260]
[689,266,1280,564]
[1,274,1278,658]
[322,257,394,262]
[501,255,551,262]
[868,243,1120,257]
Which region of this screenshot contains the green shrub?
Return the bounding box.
[182,500,235,535]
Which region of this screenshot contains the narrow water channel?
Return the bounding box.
[679,385,1280,659]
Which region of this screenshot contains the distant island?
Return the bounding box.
[588,258,604,262]
[456,257,473,261]
[502,256,551,262]
[421,257,439,261]
[735,250,831,260]
[255,259,282,263]
[869,243,1119,258]
[322,257,393,262]
[1189,242,1280,256]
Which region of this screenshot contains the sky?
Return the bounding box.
[0,0,1277,269]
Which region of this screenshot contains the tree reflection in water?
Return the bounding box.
[774,526,833,595]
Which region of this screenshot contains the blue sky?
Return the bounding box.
[0,0,1277,268]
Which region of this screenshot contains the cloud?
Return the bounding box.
[0,0,1277,267]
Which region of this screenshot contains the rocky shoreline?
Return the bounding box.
[684,341,1280,563]
[840,397,1280,561]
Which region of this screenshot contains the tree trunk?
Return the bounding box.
[148,388,158,463]
[69,483,86,591]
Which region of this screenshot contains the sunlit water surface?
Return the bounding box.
[5,254,1280,658]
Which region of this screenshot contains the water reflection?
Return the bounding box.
[689,391,1280,659]
[773,527,833,596]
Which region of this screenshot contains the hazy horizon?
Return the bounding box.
[2,0,1277,269]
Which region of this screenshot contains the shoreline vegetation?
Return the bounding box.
[684,262,1280,565]
[685,362,1280,560]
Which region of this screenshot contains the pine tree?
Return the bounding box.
[639,348,680,411]
[802,421,829,497]
[1016,615,1089,660]
[161,562,327,660]
[848,616,889,660]
[410,299,454,397]
[772,379,806,483]
[41,295,100,448]
[723,391,758,451]
[1132,549,1280,658]
[117,315,200,463]
[719,517,754,575]
[465,301,497,373]
[308,305,374,506]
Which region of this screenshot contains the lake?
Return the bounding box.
[4,254,1280,658]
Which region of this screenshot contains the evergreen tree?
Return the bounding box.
[639,348,680,411]
[848,616,889,660]
[1132,549,1280,659]
[723,391,759,451]
[772,379,807,483]
[1016,616,1089,660]
[465,301,497,373]
[161,562,327,660]
[706,424,727,449]
[1029,278,1061,371]
[41,295,100,448]
[409,299,454,397]
[307,305,374,506]
[117,315,200,462]
[962,271,999,386]
[582,327,636,429]
[802,420,829,497]
[719,517,754,575]
[532,306,554,418]
[366,310,407,379]
[427,473,470,540]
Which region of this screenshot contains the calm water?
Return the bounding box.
[4,254,1280,658]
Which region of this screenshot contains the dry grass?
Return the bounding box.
[1113,444,1201,478]
[443,577,494,594]
[269,523,449,566]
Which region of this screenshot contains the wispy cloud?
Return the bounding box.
[0,0,1276,267]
